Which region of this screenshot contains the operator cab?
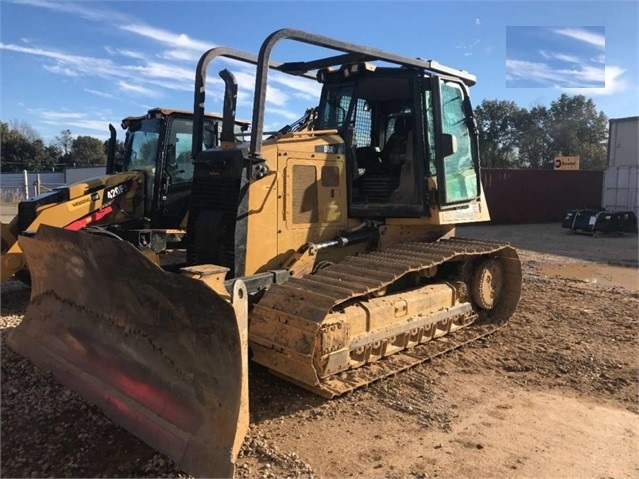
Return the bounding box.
[315,63,480,218]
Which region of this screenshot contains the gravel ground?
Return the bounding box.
[1,224,638,478]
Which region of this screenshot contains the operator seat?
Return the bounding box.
[382,115,412,169]
[385,115,416,202]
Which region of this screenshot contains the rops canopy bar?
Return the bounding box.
[192,46,316,159]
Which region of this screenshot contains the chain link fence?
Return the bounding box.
[0,167,105,202]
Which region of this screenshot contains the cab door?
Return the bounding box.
[154,115,217,228]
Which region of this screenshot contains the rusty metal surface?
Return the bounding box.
[250,238,522,397]
[7,225,248,478]
[482,169,603,224]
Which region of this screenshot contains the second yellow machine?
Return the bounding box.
[0,107,250,282]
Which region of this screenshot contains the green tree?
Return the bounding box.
[0,121,59,172]
[547,94,608,170]
[474,100,523,168]
[70,136,108,165]
[27,139,58,171]
[103,138,125,162]
[474,94,608,170]
[55,129,74,164]
[514,105,552,169]
[9,120,41,142]
[1,121,29,172]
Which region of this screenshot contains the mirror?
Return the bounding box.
[440,133,458,158]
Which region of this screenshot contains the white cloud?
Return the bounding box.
[123,61,193,82]
[475,18,481,25]
[577,64,607,83]
[506,58,605,88]
[104,46,147,60]
[45,119,115,135]
[269,71,322,99]
[144,78,194,93]
[539,50,582,64]
[456,39,481,50]
[265,86,289,107]
[0,42,127,80]
[456,38,481,56]
[36,110,87,121]
[552,27,605,49]
[562,66,630,96]
[264,108,303,122]
[14,0,130,24]
[27,108,117,135]
[157,49,200,62]
[1,42,194,94]
[293,91,318,102]
[85,89,117,100]
[43,64,79,77]
[119,24,215,52]
[117,81,160,98]
[5,4,324,130]
[223,70,257,92]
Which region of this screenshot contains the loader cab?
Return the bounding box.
[117,108,248,228]
[315,64,481,219]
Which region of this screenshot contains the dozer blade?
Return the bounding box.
[7,225,249,478]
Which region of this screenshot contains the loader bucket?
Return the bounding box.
[1,218,23,282]
[7,225,249,478]
[1,219,18,254]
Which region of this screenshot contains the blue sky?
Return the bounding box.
[506,26,606,88]
[1,0,637,143]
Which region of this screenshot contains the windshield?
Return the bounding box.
[316,83,355,130]
[123,118,161,171]
[165,117,214,184]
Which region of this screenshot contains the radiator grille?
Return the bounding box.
[187,174,241,272]
[292,165,319,224]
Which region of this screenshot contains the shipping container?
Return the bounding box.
[607,117,639,167]
[481,169,603,224]
[603,117,639,216]
[602,165,639,216]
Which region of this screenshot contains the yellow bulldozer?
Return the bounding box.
[0,107,249,282]
[7,29,522,478]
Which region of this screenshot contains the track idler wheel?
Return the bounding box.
[471,258,503,310]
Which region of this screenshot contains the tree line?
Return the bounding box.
[0,121,121,173]
[1,93,609,173]
[474,93,608,171]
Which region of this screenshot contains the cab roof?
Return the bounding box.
[121,107,250,126]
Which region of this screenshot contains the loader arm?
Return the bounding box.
[1,172,144,282]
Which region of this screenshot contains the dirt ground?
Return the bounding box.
[1,223,637,478]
